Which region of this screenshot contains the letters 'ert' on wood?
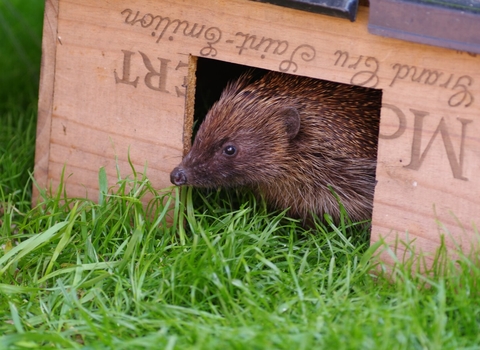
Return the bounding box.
[36,0,480,266]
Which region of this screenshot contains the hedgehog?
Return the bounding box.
[170,70,381,224]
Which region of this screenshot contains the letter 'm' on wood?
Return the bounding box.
[405,109,472,181]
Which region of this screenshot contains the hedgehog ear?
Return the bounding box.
[279,107,300,140]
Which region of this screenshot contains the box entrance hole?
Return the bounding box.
[184,56,382,224]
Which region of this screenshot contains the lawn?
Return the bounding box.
[1,1,479,349]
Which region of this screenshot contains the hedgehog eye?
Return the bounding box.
[223,145,237,156]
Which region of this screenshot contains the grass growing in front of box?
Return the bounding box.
[1,1,480,349]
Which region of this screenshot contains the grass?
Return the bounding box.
[1,1,480,349]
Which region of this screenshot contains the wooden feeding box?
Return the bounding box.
[36,0,480,265]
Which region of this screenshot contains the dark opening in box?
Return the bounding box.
[185,56,382,223]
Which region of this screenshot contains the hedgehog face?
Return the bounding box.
[171,129,270,188]
[170,70,304,190]
[170,104,301,189]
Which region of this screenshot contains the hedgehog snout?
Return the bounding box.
[170,167,188,186]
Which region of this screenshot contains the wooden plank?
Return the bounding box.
[34,0,59,203]
[37,0,480,265]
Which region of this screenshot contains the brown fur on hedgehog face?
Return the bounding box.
[170,71,381,223]
[171,73,301,188]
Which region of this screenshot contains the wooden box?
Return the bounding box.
[36,0,480,265]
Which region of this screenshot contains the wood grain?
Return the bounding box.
[36,0,480,264]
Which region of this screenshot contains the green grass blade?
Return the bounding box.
[0,221,69,274]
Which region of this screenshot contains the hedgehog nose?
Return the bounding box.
[170,167,188,186]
